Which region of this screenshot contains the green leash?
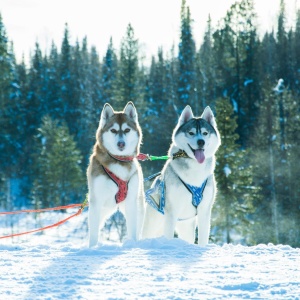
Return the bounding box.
[148,155,169,161]
[141,150,189,161]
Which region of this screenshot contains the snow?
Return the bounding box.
[223,164,231,177]
[244,79,253,86]
[1,210,300,299]
[273,78,285,94]
[231,98,238,113]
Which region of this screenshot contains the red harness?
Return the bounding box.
[102,153,147,204]
[102,166,129,204]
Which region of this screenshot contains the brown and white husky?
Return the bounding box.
[87,102,145,247]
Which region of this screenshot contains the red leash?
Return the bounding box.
[0,203,83,215]
[0,202,88,239]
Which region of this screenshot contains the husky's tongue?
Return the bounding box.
[194,149,205,163]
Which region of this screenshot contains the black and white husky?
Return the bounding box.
[142,105,221,246]
[87,102,145,247]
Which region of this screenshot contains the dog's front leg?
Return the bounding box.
[125,173,140,241]
[136,187,145,240]
[175,218,196,243]
[197,175,216,247]
[163,212,177,239]
[88,196,102,248]
[197,206,213,246]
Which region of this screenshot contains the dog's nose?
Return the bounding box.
[117,141,125,149]
[197,139,205,147]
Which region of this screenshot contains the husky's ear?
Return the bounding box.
[99,103,114,128]
[124,102,138,122]
[178,105,194,125]
[201,106,217,128]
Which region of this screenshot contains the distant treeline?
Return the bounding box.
[0,0,299,246]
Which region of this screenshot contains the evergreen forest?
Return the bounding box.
[0,0,299,246]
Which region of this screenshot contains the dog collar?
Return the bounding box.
[172,149,190,160]
[108,152,149,162]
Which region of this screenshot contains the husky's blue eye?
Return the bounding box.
[111,129,117,134]
[189,132,195,136]
[203,132,208,136]
[124,128,131,133]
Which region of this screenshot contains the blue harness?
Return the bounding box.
[178,178,208,208]
[145,174,207,215]
[145,176,166,214]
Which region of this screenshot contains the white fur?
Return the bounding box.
[142,106,221,246]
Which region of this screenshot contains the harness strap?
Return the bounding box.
[145,177,165,214]
[178,178,208,208]
[144,172,161,182]
[102,166,129,204]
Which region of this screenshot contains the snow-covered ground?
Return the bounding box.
[1,209,300,299]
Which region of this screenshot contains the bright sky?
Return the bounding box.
[0,0,298,65]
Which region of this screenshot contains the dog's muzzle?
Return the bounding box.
[117,141,125,150]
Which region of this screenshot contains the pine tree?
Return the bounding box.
[251,85,281,244]
[117,23,141,108]
[14,57,31,197]
[0,14,19,207]
[273,89,300,246]
[212,98,257,245]
[32,116,84,208]
[177,0,197,111]
[46,42,61,120]
[143,48,176,160]
[165,45,179,118]
[89,45,103,129]
[276,0,289,82]
[258,32,277,84]
[0,14,19,173]
[282,90,300,246]
[116,23,146,145]
[59,24,78,137]
[23,43,46,184]
[197,15,216,110]
[212,0,259,147]
[143,55,160,157]
[101,37,118,104]
[292,9,300,94]
[72,37,93,166]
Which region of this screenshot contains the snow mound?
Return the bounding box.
[1,238,299,299]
